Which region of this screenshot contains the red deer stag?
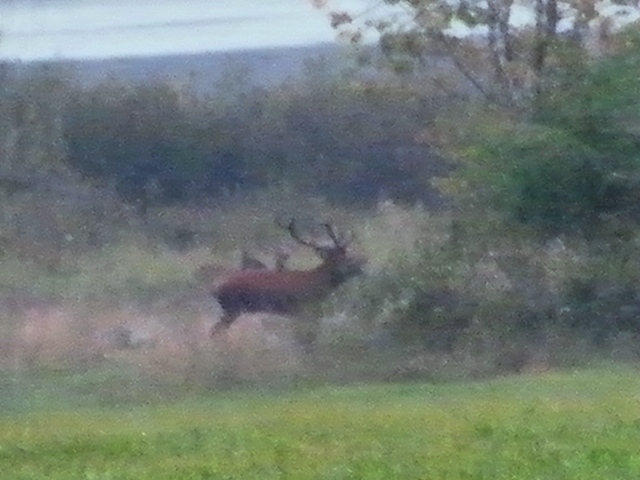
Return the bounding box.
[208,218,366,352]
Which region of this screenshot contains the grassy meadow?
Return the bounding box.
[1,365,640,479]
[3,198,640,479]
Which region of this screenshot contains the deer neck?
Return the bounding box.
[312,260,345,288]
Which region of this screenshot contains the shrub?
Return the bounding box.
[431,32,640,237]
[62,75,449,210]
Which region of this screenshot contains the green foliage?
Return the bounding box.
[355,198,640,352]
[557,240,640,344]
[0,64,73,177]
[62,75,443,209]
[64,81,254,205]
[351,206,478,349]
[0,56,451,213]
[466,123,610,233]
[531,32,640,233]
[435,34,640,236]
[2,368,640,479]
[535,32,640,155]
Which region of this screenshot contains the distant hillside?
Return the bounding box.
[12,43,363,92]
[9,42,464,94]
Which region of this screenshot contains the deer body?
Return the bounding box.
[207,219,365,351]
[216,264,352,313]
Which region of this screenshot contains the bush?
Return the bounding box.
[468,124,611,234]
[351,201,640,358]
[62,75,449,210]
[63,81,259,208]
[349,205,474,350]
[431,32,640,237]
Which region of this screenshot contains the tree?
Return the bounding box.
[431,31,640,236]
[0,64,72,183]
[313,0,640,106]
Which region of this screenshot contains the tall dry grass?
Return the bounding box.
[2,189,640,389]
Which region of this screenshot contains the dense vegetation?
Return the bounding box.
[2,27,640,386]
[52,65,451,210]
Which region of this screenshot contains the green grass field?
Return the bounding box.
[2,366,640,479]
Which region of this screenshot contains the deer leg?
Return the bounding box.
[291,316,321,355]
[210,311,239,338]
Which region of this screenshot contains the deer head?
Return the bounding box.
[275,217,365,286]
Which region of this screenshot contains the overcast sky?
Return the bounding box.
[1,0,638,62]
[0,0,366,61]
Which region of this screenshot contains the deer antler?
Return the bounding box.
[322,222,343,247]
[276,217,319,250]
[322,222,354,248]
[276,216,355,261]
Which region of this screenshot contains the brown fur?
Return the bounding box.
[208,219,366,351]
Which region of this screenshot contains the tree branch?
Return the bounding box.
[429,32,498,104]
